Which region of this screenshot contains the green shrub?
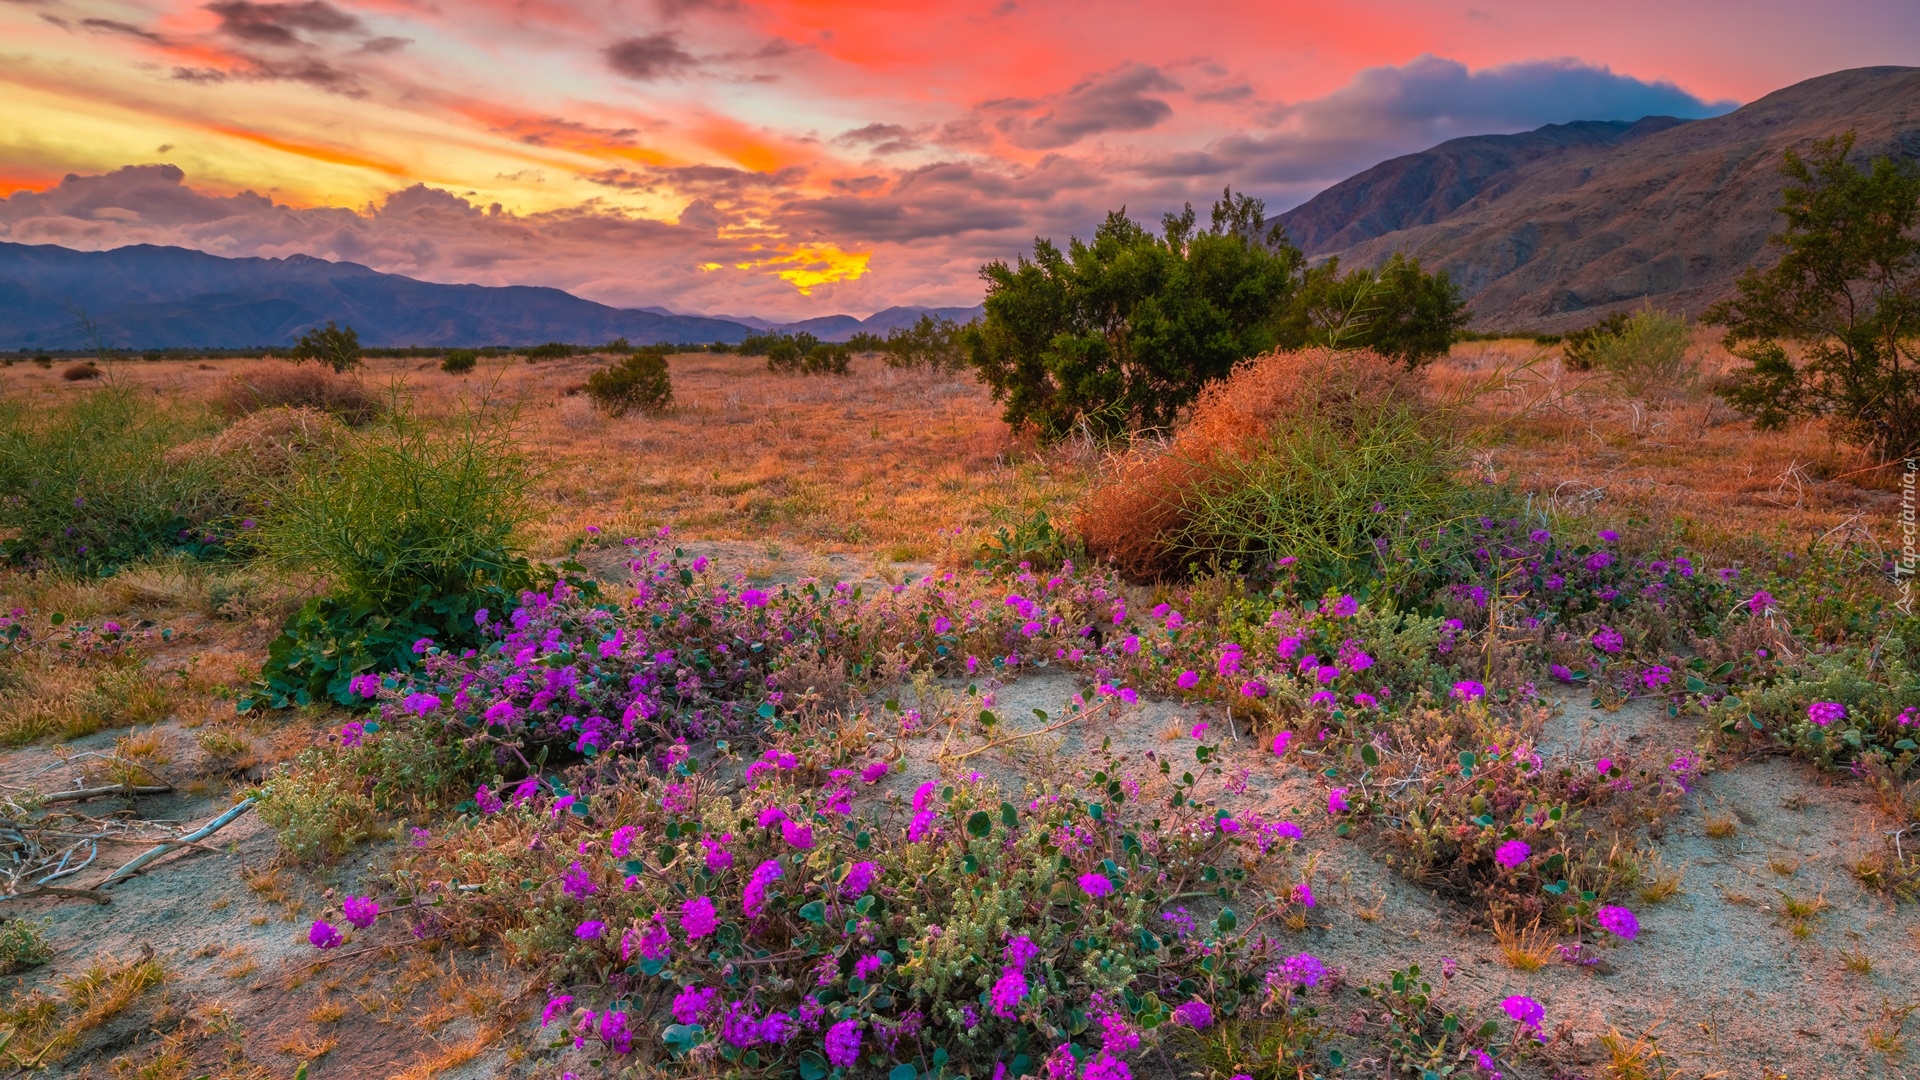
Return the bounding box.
[0,385,234,572]
[522,342,575,362]
[1560,311,1632,370]
[1582,307,1693,396]
[250,399,541,707]
[0,918,53,974]
[1166,398,1495,599]
[1293,252,1469,366]
[584,353,674,415]
[290,321,362,372]
[441,349,478,374]
[879,313,967,370]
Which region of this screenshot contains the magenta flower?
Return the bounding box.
[341,895,379,929]
[1494,840,1531,869]
[1331,594,1359,617]
[609,825,636,859]
[739,589,769,608]
[824,1019,863,1069]
[682,896,718,941]
[1641,665,1673,691]
[1452,679,1487,700]
[1595,904,1639,940]
[540,994,574,1027]
[742,859,782,918]
[1079,872,1115,898]
[1272,731,1293,756]
[308,920,344,950]
[1327,787,1350,814]
[1292,882,1315,908]
[1172,1001,1213,1029]
[671,985,716,1025]
[1176,669,1199,690]
[575,920,606,940]
[1502,994,1545,1029]
[339,721,364,747]
[908,809,937,843]
[842,860,878,895]
[1748,590,1774,615]
[860,760,889,783]
[1592,626,1624,654]
[781,819,815,849]
[990,966,1028,1017]
[1279,952,1326,987]
[562,861,597,900]
[483,700,516,725]
[1807,701,1845,726]
[1595,757,1612,775]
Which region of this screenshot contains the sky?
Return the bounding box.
[1,1,1916,319]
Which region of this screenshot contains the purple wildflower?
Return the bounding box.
[1807,701,1845,726]
[1079,872,1115,898]
[1595,905,1639,941]
[308,920,343,949]
[1172,1001,1213,1029]
[341,896,379,929]
[1494,840,1531,869]
[682,896,717,941]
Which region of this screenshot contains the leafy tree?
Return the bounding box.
[1293,252,1467,365]
[845,331,886,353]
[291,321,363,372]
[1706,131,1920,458]
[965,188,1306,439]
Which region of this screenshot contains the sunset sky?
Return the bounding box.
[3,1,1917,318]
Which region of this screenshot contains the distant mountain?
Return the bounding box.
[0,243,761,349]
[703,305,986,341]
[1281,66,1920,330]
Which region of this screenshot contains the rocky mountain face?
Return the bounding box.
[1280,66,1920,331]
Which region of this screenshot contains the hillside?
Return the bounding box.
[1290,66,1920,330]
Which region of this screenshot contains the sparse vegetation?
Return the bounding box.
[584,351,674,414]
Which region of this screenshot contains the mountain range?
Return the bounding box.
[1,65,1916,346]
[1282,65,1920,330]
[0,242,985,350]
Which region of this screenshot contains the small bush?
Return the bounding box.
[879,313,967,370]
[1559,311,1632,370]
[585,353,674,415]
[251,399,540,707]
[0,386,235,571]
[1582,307,1694,397]
[441,349,478,374]
[32,355,52,368]
[214,362,378,424]
[60,362,101,382]
[289,320,362,372]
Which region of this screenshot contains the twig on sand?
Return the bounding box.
[942,700,1112,761]
[40,783,173,805]
[98,798,255,890]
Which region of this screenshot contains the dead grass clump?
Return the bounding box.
[214,362,378,424]
[1492,914,1559,971]
[165,407,350,494]
[1080,348,1428,579]
[60,362,101,381]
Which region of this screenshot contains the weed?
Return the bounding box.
[1866,1001,1917,1058]
[1704,813,1738,839]
[0,951,167,1066]
[1598,1024,1680,1080]
[1840,948,1873,974]
[1583,306,1696,398]
[1776,889,1829,937]
[0,917,53,973]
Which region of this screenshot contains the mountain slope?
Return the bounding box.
[1302,66,1920,330]
[0,243,758,348]
[1276,117,1690,257]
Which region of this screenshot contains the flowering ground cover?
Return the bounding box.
[0,347,1911,1080]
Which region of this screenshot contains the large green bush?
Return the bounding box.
[251,399,542,707]
[585,353,674,415]
[964,189,1466,439]
[0,384,233,572]
[1581,306,1694,397]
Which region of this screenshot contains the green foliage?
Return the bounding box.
[0,384,234,572]
[253,724,493,861]
[1580,306,1694,397]
[290,321,362,372]
[522,342,576,362]
[0,918,53,974]
[975,509,1083,572]
[879,313,967,370]
[1707,131,1920,457]
[441,349,478,374]
[585,352,675,415]
[1560,311,1633,370]
[760,332,851,375]
[1167,400,1492,599]
[965,188,1306,439]
[251,399,540,707]
[1295,252,1469,365]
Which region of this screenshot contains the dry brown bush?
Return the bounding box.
[166,405,349,482]
[1079,348,1424,579]
[60,362,101,381]
[213,361,378,423]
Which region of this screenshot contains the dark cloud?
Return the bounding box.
[79,18,166,42]
[781,157,1106,243]
[835,123,921,154]
[206,1,363,46]
[657,0,741,15]
[605,34,697,80]
[587,164,806,198]
[357,35,412,54]
[239,54,364,94]
[984,63,1179,149]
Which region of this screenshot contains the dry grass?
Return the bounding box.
[0,951,168,1066]
[1439,338,1891,551]
[213,361,378,424]
[1492,914,1559,971]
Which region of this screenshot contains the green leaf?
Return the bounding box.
[1686,675,1707,693]
[1360,743,1379,767]
[798,901,827,925]
[1328,1049,1345,1067]
[1002,802,1019,828]
[1214,908,1237,932]
[967,811,992,837]
[756,701,775,719]
[890,1065,919,1080]
[662,1024,704,1055]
